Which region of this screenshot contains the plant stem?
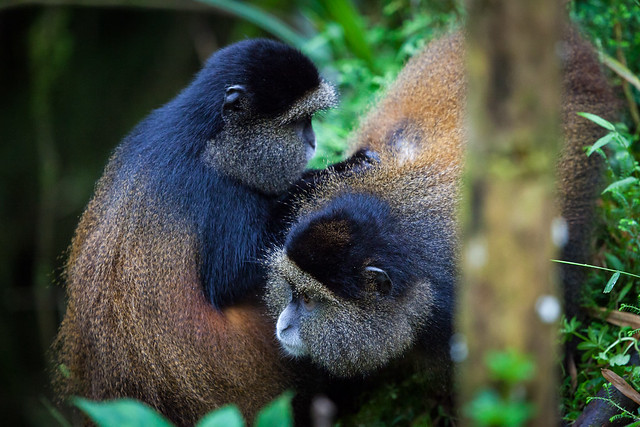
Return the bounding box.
[551,259,640,279]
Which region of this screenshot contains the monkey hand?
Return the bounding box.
[328,148,381,175]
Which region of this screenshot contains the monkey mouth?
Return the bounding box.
[279,340,308,357]
[305,143,316,162]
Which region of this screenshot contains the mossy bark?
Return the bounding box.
[459,0,563,424]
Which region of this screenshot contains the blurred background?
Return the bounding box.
[0,0,637,425]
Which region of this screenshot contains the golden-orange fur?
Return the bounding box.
[295,34,467,229]
[342,27,615,300]
[53,163,292,425]
[264,34,467,382]
[357,33,466,164]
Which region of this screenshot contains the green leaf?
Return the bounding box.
[618,281,634,303]
[561,316,580,335]
[485,349,535,385]
[255,392,294,427]
[601,52,640,92]
[604,253,625,271]
[621,304,640,315]
[193,0,306,49]
[577,112,616,131]
[586,132,615,156]
[577,341,599,351]
[72,397,174,427]
[604,271,621,293]
[320,0,375,69]
[603,177,639,194]
[196,405,245,427]
[608,353,631,367]
[464,390,535,426]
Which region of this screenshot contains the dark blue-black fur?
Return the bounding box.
[286,193,409,300]
[285,192,456,341]
[104,39,322,309]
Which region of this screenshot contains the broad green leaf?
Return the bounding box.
[608,353,631,367]
[196,405,245,427]
[72,397,174,427]
[586,132,614,156]
[577,112,616,131]
[603,271,621,293]
[485,349,535,384]
[576,341,598,351]
[464,390,535,426]
[255,392,294,427]
[603,177,639,194]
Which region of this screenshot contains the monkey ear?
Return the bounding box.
[223,85,247,114]
[365,266,392,295]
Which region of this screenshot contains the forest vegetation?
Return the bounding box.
[0,0,638,424]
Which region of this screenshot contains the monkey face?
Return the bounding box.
[264,192,456,377]
[265,248,432,377]
[203,80,336,195]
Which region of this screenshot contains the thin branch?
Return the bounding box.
[551,259,640,279]
[601,52,640,93]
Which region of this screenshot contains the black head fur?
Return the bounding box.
[210,39,322,117]
[285,193,413,300]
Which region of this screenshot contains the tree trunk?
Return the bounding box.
[458,0,563,424]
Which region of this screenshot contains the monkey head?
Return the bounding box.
[264,193,449,377]
[192,39,337,194]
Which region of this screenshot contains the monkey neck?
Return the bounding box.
[196,173,281,308]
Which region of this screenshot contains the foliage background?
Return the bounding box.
[0,0,637,425]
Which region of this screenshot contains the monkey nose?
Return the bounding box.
[306,133,316,150]
[276,317,291,339]
[303,124,316,149]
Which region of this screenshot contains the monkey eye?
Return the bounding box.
[301,292,317,311]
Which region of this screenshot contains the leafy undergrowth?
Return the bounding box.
[336,370,454,427]
[559,114,640,422]
[72,392,293,427]
[558,2,640,422]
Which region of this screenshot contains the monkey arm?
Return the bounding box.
[295,148,380,192]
